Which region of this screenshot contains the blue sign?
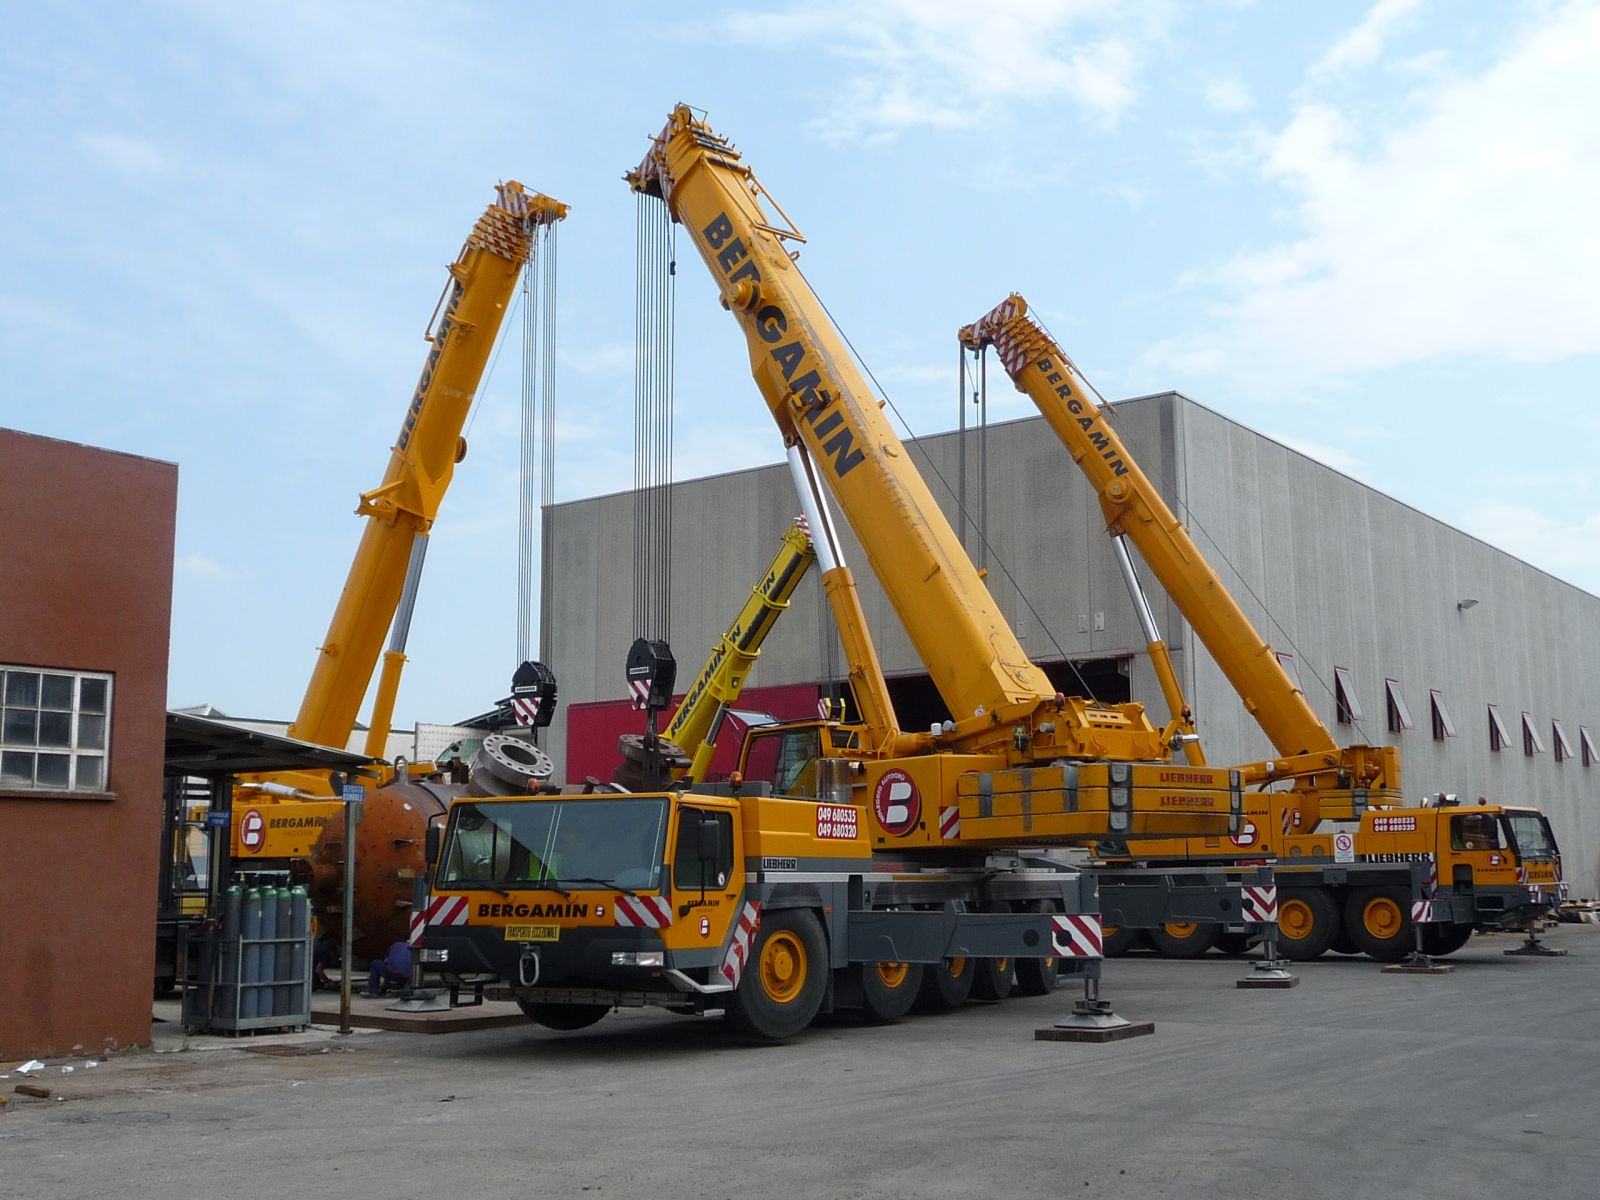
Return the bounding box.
[342,784,366,804]
[204,810,231,829]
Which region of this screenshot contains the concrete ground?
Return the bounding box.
[4,925,1595,1200]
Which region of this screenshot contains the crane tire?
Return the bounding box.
[1101,925,1145,957]
[1148,921,1222,959]
[858,961,924,1023]
[971,956,1014,1002]
[1216,931,1254,957]
[916,955,976,1011]
[1276,887,1339,960]
[1421,923,1474,956]
[725,908,828,1041]
[517,1001,609,1031]
[1345,886,1415,962]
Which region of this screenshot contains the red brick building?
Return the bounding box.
[0,429,177,1059]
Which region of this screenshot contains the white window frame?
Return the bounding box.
[1273,651,1302,690]
[1430,690,1457,740]
[1521,712,1545,756]
[1552,719,1574,762]
[1487,704,1513,753]
[1384,678,1414,733]
[1333,666,1363,725]
[0,665,113,792]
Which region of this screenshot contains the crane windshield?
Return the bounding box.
[437,798,668,890]
[1503,812,1557,861]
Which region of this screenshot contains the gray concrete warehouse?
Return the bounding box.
[541,392,1600,898]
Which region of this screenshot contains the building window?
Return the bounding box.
[1334,666,1363,725]
[1487,704,1512,753]
[1582,726,1599,767]
[1384,678,1414,733]
[1552,719,1574,763]
[1521,712,1545,757]
[1430,690,1457,740]
[0,666,112,792]
[1274,651,1302,690]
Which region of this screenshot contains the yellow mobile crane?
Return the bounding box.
[961,294,1564,961]
[228,183,567,953]
[418,107,1248,1041]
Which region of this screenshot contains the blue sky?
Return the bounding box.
[3,1,1597,728]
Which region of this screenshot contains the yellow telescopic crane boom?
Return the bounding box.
[959,294,1402,823]
[663,519,815,782]
[290,183,569,756]
[628,107,1168,766]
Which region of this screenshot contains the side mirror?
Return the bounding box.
[696,816,722,865]
[425,823,442,868]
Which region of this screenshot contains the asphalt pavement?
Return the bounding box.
[5,925,1595,1200]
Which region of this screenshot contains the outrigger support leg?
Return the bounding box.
[1237,922,1298,989]
[1238,870,1298,989]
[1503,923,1567,957]
[1035,967,1154,1043]
[1382,919,1454,975]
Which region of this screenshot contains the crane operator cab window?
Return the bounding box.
[437,798,667,890]
[673,807,734,893]
[742,726,822,797]
[1503,812,1558,861]
[1450,813,1502,853]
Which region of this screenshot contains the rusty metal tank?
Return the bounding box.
[307,733,554,959]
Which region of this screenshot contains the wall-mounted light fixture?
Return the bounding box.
[1457,598,1479,611]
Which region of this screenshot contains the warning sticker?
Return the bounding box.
[815,804,859,840]
[1333,831,1355,864]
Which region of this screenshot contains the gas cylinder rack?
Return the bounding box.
[184,884,314,1034]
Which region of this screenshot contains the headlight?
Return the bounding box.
[610,951,665,967]
[419,948,448,963]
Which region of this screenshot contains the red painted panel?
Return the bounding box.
[566,681,820,784]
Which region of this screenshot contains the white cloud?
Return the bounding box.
[175,553,224,576]
[1149,1,1600,388]
[727,1,1162,143]
[1458,500,1600,583]
[1311,0,1426,78]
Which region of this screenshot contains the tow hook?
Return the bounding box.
[518,948,541,987]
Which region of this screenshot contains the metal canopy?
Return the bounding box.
[164,711,376,778]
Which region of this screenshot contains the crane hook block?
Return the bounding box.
[626,637,677,713]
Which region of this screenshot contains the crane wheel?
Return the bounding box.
[858,960,924,1022]
[1012,898,1061,994]
[1421,923,1474,956]
[971,956,1014,1002]
[725,908,827,1041]
[1345,887,1414,962]
[1101,924,1146,957]
[916,956,975,1012]
[516,1001,610,1031]
[1276,888,1339,960]
[1148,920,1222,959]
[1216,931,1254,956]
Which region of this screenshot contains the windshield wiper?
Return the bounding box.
[556,876,644,899]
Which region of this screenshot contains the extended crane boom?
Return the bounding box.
[292,182,569,753]
[663,518,815,782]
[959,293,1403,825]
[630,106,1169,766]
